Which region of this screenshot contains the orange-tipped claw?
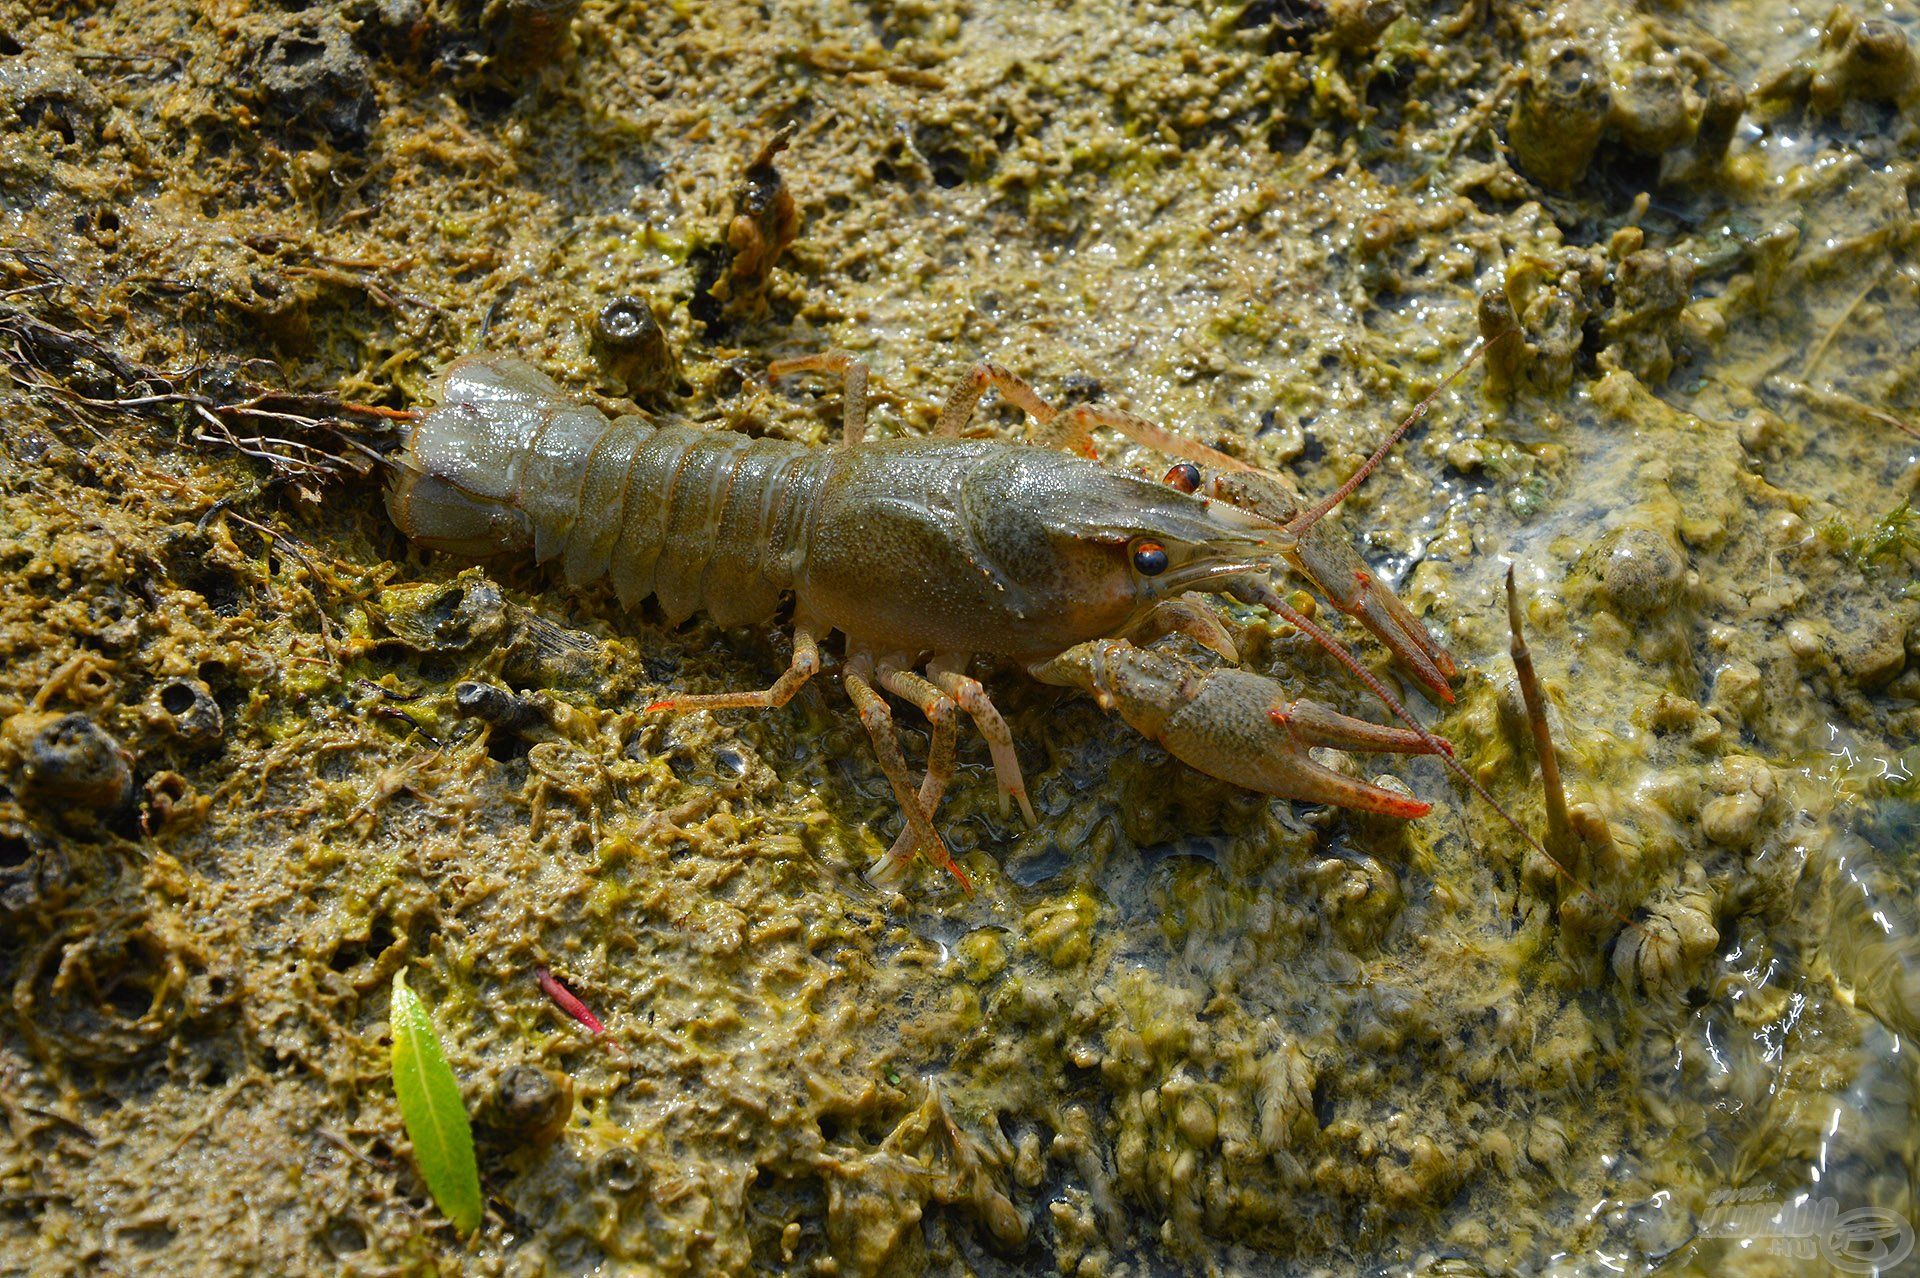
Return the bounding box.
[1032,640,1440,822]
[1262,697,1442,817]
[1202,469,1458,703]
[1288,522,1458,703]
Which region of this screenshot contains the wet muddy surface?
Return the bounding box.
[2,0,1918,1274]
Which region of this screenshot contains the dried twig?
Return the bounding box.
[1766,375,1920,441]
[1505,565,1573,860]
[1,301,411,494]
[218,509,342,665]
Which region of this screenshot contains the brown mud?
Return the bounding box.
[2,0,1918,1274]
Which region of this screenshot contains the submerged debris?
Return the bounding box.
[1759,7,1920,112]
[1505,567,1573,861]
[9,711,131,811]
[481,1065,575,1149]
[1508,41,1611,190]
[590,294,679,404]
[709,125,802,323]
[1588,526,1688,618]
[1611,868,1721,999]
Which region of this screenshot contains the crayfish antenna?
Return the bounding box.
[1234,577,1644,936]
[1283,333,1503,541]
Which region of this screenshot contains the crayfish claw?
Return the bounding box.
[1031,639,1438,821]
[1346,581,1458,701]
[1278,696,1448,756]
[1264,750,1433,819]
[864,843,916,890]
[1285,519,1458,702]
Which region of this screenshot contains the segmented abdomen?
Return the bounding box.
[387,354,823,628]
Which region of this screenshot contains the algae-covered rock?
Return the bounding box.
[248,16,379,149]
[1508,41,1611,190]
[10,711,131,811]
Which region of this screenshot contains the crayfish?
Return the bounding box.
[388,343,1493,888]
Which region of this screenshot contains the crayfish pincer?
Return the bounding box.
[387,349,1466,888]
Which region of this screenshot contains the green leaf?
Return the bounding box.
[390,971,482,1236]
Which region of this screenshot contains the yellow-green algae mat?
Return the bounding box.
[1,0,1918,1274]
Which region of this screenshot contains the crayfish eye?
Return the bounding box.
[1131,541,1169,576]
[1164,462,1202,493]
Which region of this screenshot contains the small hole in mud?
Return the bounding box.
[105,977,158,1023]
[551,1233,607,1270]
[122,1222,177,1251]
[277,37,325,67]
[418,656,461,684]
[1312,1074,1337,1127]
[160,682,196,715]
[486,730,530,764]
[0,831,31,869]
[106,804,144,841]
[426,585,465,620]
[0,33,23,55]
[329,918,397,971]
[321,1216,368,1256]
[594,1147,647,1192]
[926,152,967,188]
[1267,120,1311,153]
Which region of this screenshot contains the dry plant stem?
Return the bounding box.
[219,510,341,665]
[1240,579,1642,935]
[1768,375,1920,440]
[1505,565,1573,860]
[3,303,405,484]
